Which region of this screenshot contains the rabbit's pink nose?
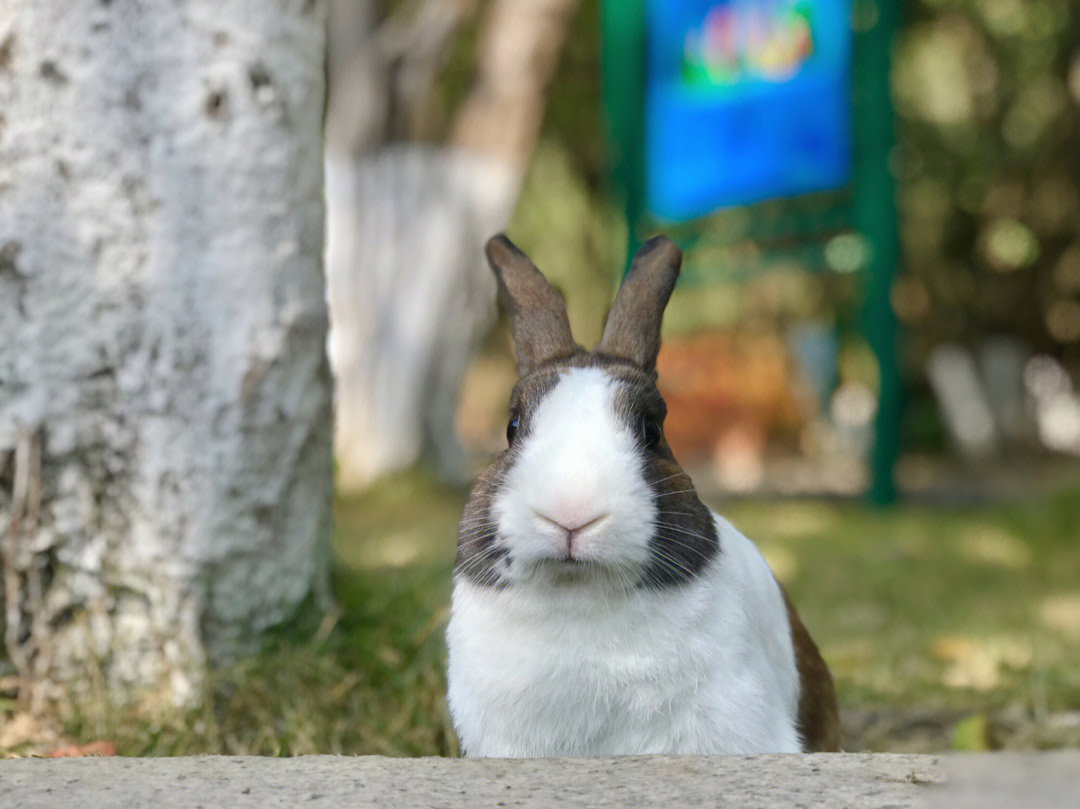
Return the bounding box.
[531,507,609,557]
[533,507,609,557]
[534,510,608,536]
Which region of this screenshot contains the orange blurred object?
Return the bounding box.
[45,740,118,758]
[657,331,807,465]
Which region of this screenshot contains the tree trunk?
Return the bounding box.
[0,0,332,709]
[325,0,580,490]
[450,0,582,167]
[326,145,514,488]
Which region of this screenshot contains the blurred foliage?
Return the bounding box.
[524,0,1080,457]
[498,0,624,347]
[892,0,1080,379]
[506,140,626,344]
[392,0,1080,439]
[529,0,1080,445]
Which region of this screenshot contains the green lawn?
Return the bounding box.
[54,472,1080,755]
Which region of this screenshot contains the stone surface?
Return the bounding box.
[6,752,1078,807]
[6,752,1078,808]
[0,753,941,808]
[925,752,1080,809]
[0,0,332,704]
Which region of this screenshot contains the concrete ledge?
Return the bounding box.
[928,752,1080,809]
[4,751,1080,808]
[1,753,939,808]
[6,750,1078,808]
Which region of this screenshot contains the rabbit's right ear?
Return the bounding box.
[596,236,681,373]
[486,234,577,375]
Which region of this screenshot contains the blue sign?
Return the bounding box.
[645,0,853,220]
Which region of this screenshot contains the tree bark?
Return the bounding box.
[0,0,332,707]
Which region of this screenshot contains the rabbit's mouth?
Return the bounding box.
[526,556,635,589]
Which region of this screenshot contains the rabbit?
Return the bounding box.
[446,234,840,757]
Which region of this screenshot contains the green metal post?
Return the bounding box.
[853,1,902,504]
[601,0,646,273]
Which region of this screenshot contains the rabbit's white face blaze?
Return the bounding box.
[494,367,657,584]
[455,353,719,592]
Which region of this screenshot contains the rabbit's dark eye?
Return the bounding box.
[506,414,520,445]
[641,418,662,450]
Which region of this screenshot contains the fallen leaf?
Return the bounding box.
[951,713,992,751]
[931,635,978,662]
[45,740,117,758]
[933,634,1032,690]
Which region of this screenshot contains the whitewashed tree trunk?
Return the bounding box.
[326,146,514,489]
[325,0,580,490]
[0,0,332,708]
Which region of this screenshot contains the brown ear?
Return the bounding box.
[596,236,682,372]
[486,234,577,375]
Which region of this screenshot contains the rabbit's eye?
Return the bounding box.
[506,415,520,445]
[641,418,662,450]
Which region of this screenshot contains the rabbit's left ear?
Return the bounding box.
[596,236,682,373]
[486,234,577,375]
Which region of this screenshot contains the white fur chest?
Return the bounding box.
[446,517,803,756]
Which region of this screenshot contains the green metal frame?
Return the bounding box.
[852,0,902,505]
[601,0,647,260]
[602,0,902,503]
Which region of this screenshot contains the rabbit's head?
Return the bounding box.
[456,235,718,592]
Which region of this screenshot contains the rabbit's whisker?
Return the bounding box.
[650,531,713,560]
[649,470,688,486]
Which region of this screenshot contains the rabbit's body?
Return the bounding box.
[447,236,839,756]
[448,511,801,756]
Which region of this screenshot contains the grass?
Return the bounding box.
[23,471,1080,755]
[725,493,1080,714]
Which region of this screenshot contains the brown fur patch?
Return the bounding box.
[638,456,718,588]
[454,447,513,588]
[781,587,842,751]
